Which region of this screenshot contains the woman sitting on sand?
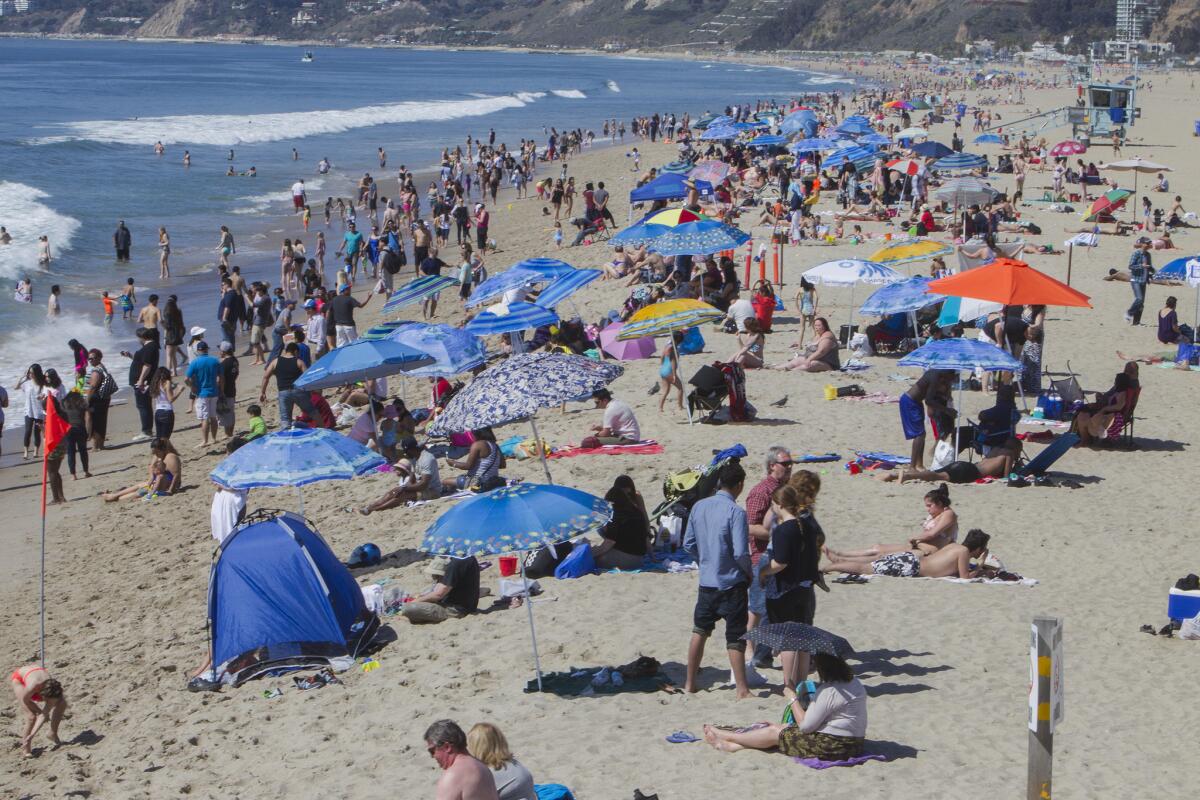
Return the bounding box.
[590,475,651,570]
[10,664,67,758]
[102,438,182,501]
[731,317,766,369]
[703,653,867,761]
[467,723,536,800]
[446,427,505,492]
[773,317,839,372]
[825,483,958,560]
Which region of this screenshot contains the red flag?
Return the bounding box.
[41,395,70,514]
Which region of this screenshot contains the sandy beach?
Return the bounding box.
[3,63,1199,799]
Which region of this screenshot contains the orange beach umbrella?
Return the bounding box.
[927,258,1091,308]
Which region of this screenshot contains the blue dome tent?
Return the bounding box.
[206,511,378,686]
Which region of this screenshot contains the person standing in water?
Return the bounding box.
[217,226,235,270]
[157,228,171,279]
[113,220,132,261]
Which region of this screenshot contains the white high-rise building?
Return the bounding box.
[1115,0,1158,42]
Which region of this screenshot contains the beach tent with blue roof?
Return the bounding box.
[629,172,714,203]
[206,511,379,686]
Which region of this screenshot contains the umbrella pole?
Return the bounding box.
[528,416,553,484]
[368,398,379,450]
[955,374,963,455]
[296,485,305,519]
[521,560,544,692]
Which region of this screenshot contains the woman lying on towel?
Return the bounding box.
[875,442,1020,485]
[823,483,957,559]
[703,654,867,761]
[821,529,991,580]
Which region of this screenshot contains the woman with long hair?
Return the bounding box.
[17,363,46,459]
[158,227,170,278]
[150,366,185,440]
[591,475,652,570]
[162,294,187,375]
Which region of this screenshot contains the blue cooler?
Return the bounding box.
[1168,587,1200,621]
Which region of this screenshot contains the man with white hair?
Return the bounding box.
[743,445,794,671]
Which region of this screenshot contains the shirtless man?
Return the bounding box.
[900,369,953,470]
[424,719,499,800]
[138,293,162,332]
[822,528,991,580]
[10,664,67,757]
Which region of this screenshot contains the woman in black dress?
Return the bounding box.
[759,470,824,692]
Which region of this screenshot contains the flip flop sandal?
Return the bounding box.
[833,574,869,585]
[665,731,700,744]
[1140,624,1157,635]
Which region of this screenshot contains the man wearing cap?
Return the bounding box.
[327,284,371,347]
[378,239,401,295]
[267,298,296,365]
[217,341,239,438]
[357,437,443,515]
[303,299,327,359]
[402,555,481,624]
[186,341,223,449]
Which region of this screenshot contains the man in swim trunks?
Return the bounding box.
[823,529,990,580]
[292,179,306,211]
[901,369,953,470]
[11,664,67,757]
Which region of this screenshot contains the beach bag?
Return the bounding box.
[930,439,956,471]
[1180,613,1200,640]
[554,542,595,579]
[534,785,575,800]
[95,366,118,400]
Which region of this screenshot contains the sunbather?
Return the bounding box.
[702,653,867,761]
[824,484,957,559]
[358,437,443,514]
[773,318,839,372]
[875,442,1020,485]
[822,528,991,579]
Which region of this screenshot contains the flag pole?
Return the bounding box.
[39,454,47,667]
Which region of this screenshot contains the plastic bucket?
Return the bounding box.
[498,555,518,577]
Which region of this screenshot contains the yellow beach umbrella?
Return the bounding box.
[869,238,954,267]
[643,207,710,227]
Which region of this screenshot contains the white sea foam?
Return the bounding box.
[0,182,82,280]
[231,176,326,216]
[30,93,545,148]
[550,89,587,99]
[606,80,621,92]
[0,313,124,428]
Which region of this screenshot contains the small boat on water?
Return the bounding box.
[301,51,314,63]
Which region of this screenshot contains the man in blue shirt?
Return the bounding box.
[337,221,365,276]
[185,341,222,449]
[683,461,752,698]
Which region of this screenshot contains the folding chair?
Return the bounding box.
[1015,432,1080,477]
[590,217,612,242]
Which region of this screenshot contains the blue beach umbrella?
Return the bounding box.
[859,276,945,316]
[836,119,874,136]
[974,133,1003,145]
[510,257,577,280]
[383,275,460,314]
[730,121,768,131]
[780,110,818,136]
[649,219,751,257]
[611,222,672,247]
[464,302,558,338]
[824,143,877,173]
[386,323,488,377]
[360,320,417,340]
[857,133,893,147]
[467,268,545,307]
[747,134,788,148]
[422,482,614,690]
[295,338,433,392]
[789,137,840,154]
[700,124,738,141]
[212,426,385,490]
[910,141,954,159]
[661,159,693,174]
[899,337,1020,372]
[933,152,988,172]
[705,114,734,128]
[533,269,602,309]
[1154,256,1199,281]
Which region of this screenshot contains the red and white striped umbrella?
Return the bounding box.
[1049,140,1086,157]
[886,158,926,176]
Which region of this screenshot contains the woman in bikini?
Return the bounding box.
[824,484,958,559]
[11,664,67,757]
[732,317,766,369]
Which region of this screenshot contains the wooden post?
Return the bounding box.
[1027,615,1063,800]
[1065,243,1073,287]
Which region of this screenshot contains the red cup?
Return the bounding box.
[498,555,518,577]
[848,462,862,475]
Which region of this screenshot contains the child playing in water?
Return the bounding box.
[101,291,114,331]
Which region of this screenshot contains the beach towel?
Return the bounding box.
[710,443,748,465]
[599,550,698,575]
[840,392,899,404]
[797,453,840,463]
[840,358,871,372]
[794,754,889,769]
[861,573,1038,587]
[524,670,675,696]
[547,440,664,459]
[853,451,911,465]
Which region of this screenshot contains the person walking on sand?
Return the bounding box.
[684,461,752,699]
[423,720,499,800]
[217,226,235,270]
[11,665,67,758]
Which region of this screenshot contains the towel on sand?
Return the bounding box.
[794,754,888,769]
[547,440,664,459]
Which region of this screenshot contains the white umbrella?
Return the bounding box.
[802,259,906,339]
[1100,158,1172,221]
[895,127,929,141]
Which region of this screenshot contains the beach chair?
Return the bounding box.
[1015,432,1080,477]
[590,216,612,242]
[1104,385,1142,448]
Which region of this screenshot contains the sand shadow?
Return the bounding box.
[864,682,935,697]
[865,739,920,760]
[1123,437,1186,452]
[1044,471,1104,487]
[851,649,952,679]
[69,729,104,747]
[348,546,427,578]
[360,623,398,656]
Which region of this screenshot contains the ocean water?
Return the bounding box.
[0,38,850,421]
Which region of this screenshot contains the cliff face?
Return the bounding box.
[2,0,1184,55]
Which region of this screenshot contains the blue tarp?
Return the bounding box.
[629,172,714,203]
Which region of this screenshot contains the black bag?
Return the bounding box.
[95,366,118,400]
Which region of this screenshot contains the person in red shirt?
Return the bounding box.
[743,446,794,668]
[295,391,335,428]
